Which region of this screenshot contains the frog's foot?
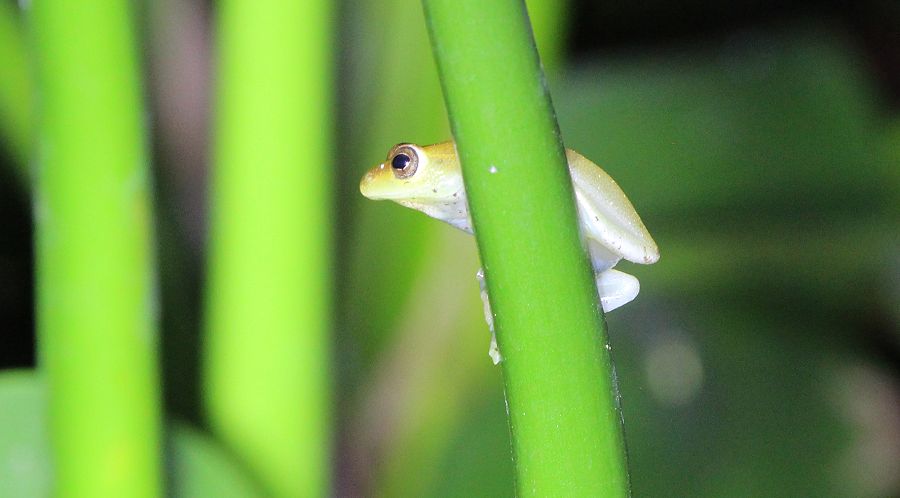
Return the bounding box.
[488,333,501,365]
[477,268,502,364]
[596,269,640,313]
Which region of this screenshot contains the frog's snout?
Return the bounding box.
[359,162,388,200]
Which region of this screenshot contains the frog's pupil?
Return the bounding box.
[391,153,411,170]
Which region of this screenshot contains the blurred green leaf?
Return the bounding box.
[0,371,265,498]
[0,372,51,498]
[554,26,895,316]
[167,423,265,498]
[556,28,887,222]
[610,309,859,498]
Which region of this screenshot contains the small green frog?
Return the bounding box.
[360,141,659,363]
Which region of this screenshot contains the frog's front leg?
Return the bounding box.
[476,268,502,364]
[595,269,640,312]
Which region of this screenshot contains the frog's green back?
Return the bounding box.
[421,141,459,164]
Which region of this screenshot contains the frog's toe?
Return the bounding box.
[596,269,640,312]
[488,332,502,364]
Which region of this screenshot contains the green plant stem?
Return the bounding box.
[31,1,161,496]
[0,1,31,174]
[367,2,570,494]
[421,0,630,496]
[205,0,332,496]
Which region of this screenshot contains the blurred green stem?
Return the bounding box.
[31,0,161,496]
[422,0,630,495]
[0,0,32,174]
[205,0,332,496]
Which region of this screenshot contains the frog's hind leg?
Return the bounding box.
[476,268,502,364]
[596,269,640,312]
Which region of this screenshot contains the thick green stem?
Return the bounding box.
[421,1,630,496]
[31,1,161,496]
[204,0,332,496]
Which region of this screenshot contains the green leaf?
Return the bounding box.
[167,423,265,498]
[0,371,264,498]
[0,372,51,498]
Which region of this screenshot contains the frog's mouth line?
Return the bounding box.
[359,163,421,201]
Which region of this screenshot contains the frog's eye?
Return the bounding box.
[388,145,419,179]
[391,153,411,170]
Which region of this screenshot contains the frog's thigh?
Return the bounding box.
[596,269,640,313]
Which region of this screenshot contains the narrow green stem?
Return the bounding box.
[205,0,332,496]
[31,1,161,496]
[421,1,631,496]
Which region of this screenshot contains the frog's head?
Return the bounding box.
[359,142,464,203]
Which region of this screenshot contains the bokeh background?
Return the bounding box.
[1,0,898,496]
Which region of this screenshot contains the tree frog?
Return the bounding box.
[359,141,659,363]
